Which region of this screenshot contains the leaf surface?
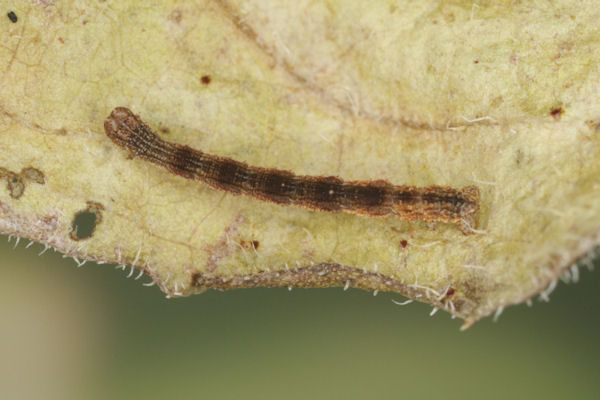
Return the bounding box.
[1,0,599,326]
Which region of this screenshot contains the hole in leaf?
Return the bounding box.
[70,202,104,240]
[71,211,98,240]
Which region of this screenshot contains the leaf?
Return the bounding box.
[1,0,599,327]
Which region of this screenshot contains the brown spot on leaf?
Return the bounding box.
[168,9,182,24]
[0,166,45,199]
[20,167,45,184]
[241,239,260,250]
[400,239,408,249]
[201,75,211,85]
[550,107,564,121]
[7,174,24,199]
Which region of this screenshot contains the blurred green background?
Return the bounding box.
[1,234,598,400]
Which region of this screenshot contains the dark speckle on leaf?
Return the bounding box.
[550,107,564,121]
[7,11,18,23]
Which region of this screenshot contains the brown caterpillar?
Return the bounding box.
[104,107,479,233]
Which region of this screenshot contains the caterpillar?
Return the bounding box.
[104,107,479,234]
